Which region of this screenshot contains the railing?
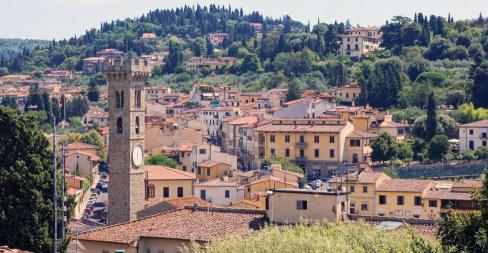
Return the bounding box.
[296,142,308,148]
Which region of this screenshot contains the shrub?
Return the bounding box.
[415,71,447,87]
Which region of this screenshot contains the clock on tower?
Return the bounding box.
[103,59,150,225]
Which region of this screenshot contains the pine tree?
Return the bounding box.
[425,92,438,141]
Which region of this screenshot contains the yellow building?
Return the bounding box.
[196,161,233,181]
[254,118,356,177]
[340,26,382,57]
[267,189,349,224]
[244,175,298,200]
[144,165,196,206]
[332,83,362,104]
[330,171,391,216]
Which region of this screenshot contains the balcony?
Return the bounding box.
[295,142,308,148]
[295,156,308,161]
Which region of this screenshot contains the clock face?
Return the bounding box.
[132,145,143,167]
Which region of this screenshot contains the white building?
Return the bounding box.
[459,120,488,152]
[194,178,244,206]
[274,96,336,119]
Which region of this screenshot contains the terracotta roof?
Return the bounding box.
[138,196,212,218]
[227,199,263,209]
[460,119,488,128]
[145,165,196,180]
[78,207,265,244]
[255,123,346,133]
[451,180,483,189]
[380,121,409,128]
[376,179,434,192]
[0,246,33,253]
[195,178,238,187]
[66,141,98,150]
[228,116,258,125]
[347,130,376,139]
[357,171,389,184]
[66,150,101,161]
[198,161,228,168]
[424,188,474,201]
[249,175,298,187]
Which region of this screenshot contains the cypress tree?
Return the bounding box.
[426,92,438,141]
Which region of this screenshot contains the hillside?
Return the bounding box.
[0,38,49,59]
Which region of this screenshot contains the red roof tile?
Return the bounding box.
[145,165,196,180]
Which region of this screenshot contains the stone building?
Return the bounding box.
[104,59,151,225]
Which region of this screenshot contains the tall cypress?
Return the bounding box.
[426,92,438,141]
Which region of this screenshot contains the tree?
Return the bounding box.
[396,141,413,161]
[164,39,183,73]
[371,132,397,163]
[406,58,431,81]
[206,37,214,57]
[87,82,100,102]
[366,58,403,108]
[1,96,17,109]
[145,154,178,168]
[468,43,485,66]
[0,107,71,252]
[427,135,449,161]
[240,53,262,73]
[401,23,423,46]
[323,24,339,55]
[425,92,438,141]
[445,90,466,108]
[438,168,488,252]
[423,37,452,60]
[450,103,488,123]
[472,62,488,108]
[286,78,303,102]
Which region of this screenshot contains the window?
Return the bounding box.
[379,195,386,205]
[296,200,308,210]
[329,149,335,158]
[199,149,206,155]
[329,136,335,143]
[314,135,320,143]
[397,196,404,205]
[469,140,475,150]
[270,135,276,143]
[136,90,142,108]
[117,117,123,134]
[469,129,474,135]
[147,184,155,198]
[285,148,290,157]
[120,91,124,108]
[197,167,201,174]
[429,200,437,207]
[299,135,305,143]
[176,187,184,197]
[270,148,275,155]
[206,168,211,176]
[414,196,422,206]
[103,250,109,253]
[350,185,355,192]
[163,187,169,198]
[350,139,360,147]
[355,44,359,50]
[394,210,403,217]
[200,190,206,200]
[182,166,187,171]
[225,190,230,198]
[361,203,368,211]
[483,141,487,147]
[362,185,368,193]
[300,149,305,157]
[314,149,320,158]
[135,116,140,134]
[284,135,290,143]
[115,91,121,108]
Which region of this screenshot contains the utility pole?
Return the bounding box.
[61,143,66,241]
[52,108,58,253]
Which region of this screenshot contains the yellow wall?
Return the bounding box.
[267,191,348,224]
[146,179,194,206]
[375,189,439,220]
[197,163,230,181]
[245,179,297,199]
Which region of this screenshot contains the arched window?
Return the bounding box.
[117,117,123,134]
[115,91,120,108]
[352,153,359,164]
[135,116,140,134]
[120,91,125,108]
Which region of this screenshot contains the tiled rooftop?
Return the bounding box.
[145,165,196,180]
[375,179,434,192]
[78,207,265,244]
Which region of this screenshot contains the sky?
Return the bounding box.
[1,0,488,40]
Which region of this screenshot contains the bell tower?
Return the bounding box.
[104,59,149,225]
